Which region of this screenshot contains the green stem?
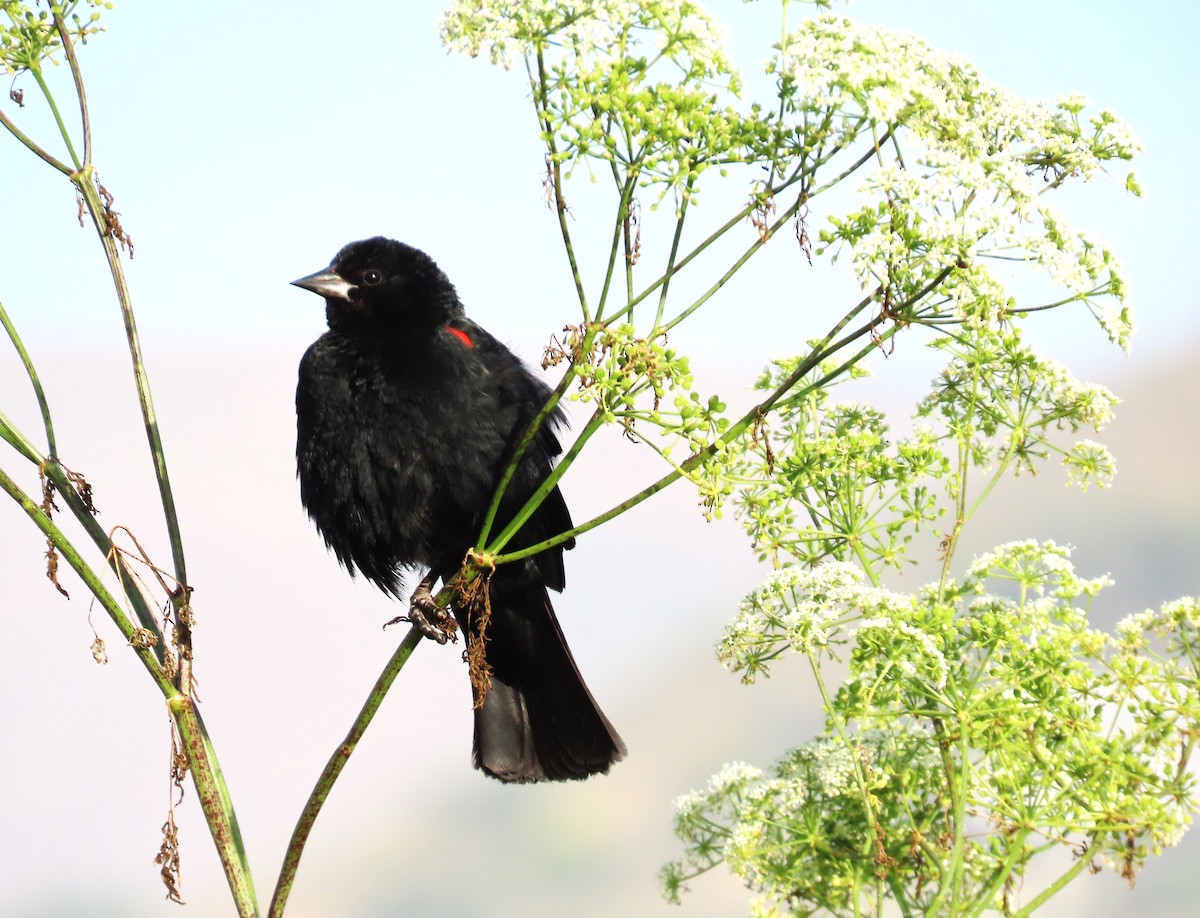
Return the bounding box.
[0,465,172,693]
[617,166,807,322]
[73,173,189,590]
[806,645,884,911]
[485,406,607,557]
[967,826,1029,918]
[496,303,906,565]
[0,105,71,173]
[0,298,58,456]
[8,470,240,912]
[595,172,639,322]
[652,173,696,330]
[53,6,92,165]
[30,65,82,170]
[171,697,259,918]
[0,407,43,463]
[807,125,890,199]
[42,458,168,651]
[474,342,588,551]
[660,191,805,334]
[532,47,590,321]
[1010,836,1096,918]
[269,626,424,918]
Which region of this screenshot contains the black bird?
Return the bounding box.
[292,236,625,782]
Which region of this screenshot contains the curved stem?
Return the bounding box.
[0,298,58,456]
[0,106,72,173]
[0,465,172,693]
[269,626,424,918]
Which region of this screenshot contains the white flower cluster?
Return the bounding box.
[783,15,1137,344]
[440,0,628,70]
[440,0,735,77]
[967,538,1076,593]
[720,561,909,678]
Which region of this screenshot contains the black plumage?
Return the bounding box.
[292,236,625,782]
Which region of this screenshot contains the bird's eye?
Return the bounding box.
[361,269,383,287]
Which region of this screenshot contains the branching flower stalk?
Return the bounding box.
[1,4,256,913]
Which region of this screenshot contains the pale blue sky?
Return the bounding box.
[2,4,1197,916]
[2,1,1196,369]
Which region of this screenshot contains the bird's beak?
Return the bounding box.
[292,268,355,302]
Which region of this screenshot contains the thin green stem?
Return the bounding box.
[0,407,43,463]
[968,827,1029,918]
[1010,835,1097,918]
[660,192,806,334]
[652,174,695,330]
[0,298,58,456]
[495,289,929,566]
[807,125,891,199]
[41,458,168,650]
[595,173,639,322]
[532,47,590,321]
[806,645,884,907]
[30,65,82,170]
[0,106,72,173]
[0,465,171,693]
[269,626,424,918]
[486,407,607,557]
[73,174,189,590]
[618,166,808,322]
[474,343,589,551]
[53,6,92,165]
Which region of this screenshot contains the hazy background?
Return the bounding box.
[1,2,1197,916]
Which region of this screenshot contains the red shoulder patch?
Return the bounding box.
[445,325,474,349]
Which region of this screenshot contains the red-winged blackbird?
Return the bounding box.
[292,237,625,782]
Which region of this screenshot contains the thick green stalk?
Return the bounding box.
[171,696,260,918]
[269,626,424,918]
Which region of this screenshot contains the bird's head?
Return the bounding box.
[292,237,461,329]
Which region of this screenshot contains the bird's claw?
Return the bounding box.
[406,582,457,644]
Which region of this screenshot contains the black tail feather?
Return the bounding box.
[461,570,625,783]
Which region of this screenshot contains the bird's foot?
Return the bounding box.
[401,581,457,644]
